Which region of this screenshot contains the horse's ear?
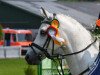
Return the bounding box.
[40,7,51,18]
[98,12,100,19]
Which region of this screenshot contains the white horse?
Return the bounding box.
[25,8,100,75]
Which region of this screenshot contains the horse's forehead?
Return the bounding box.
[40,24,49,30]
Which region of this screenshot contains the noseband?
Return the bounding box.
[29,36,55,60]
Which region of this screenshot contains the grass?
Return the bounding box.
[0,58,69,75]
[0,58,37,75]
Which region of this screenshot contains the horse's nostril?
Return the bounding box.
[25,55,29,60]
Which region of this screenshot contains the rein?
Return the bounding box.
[30,37,97,58]
[29,36,97,75]
[61,38,97,57]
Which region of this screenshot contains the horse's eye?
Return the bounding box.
[40,30,46,36]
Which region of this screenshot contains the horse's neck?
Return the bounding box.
[58,16,99,75]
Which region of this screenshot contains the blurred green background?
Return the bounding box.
[0,58,37,75]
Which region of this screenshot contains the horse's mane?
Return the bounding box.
[57,14,86,30]
[56,14,91,37]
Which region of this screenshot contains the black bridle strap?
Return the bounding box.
[45,38,51,49]
[29,44,38,55]
[43,36,51,48]
[52,40,55,55]
[57,57,65,75]
[31,43,45,51]
[30,42,53,59]
[60,38,97,57]
[31,36,51,52]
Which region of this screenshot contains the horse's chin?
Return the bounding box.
[25,56,41,65]
[26,60,41,65]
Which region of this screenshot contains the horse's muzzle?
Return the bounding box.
[25,54,33,65]
[25,54,41,65]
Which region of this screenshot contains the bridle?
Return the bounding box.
[29,30,97,75]
[29,15,98,75]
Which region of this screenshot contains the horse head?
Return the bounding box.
[25,7,67,65]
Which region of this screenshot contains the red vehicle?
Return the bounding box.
[0,28,33,55]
